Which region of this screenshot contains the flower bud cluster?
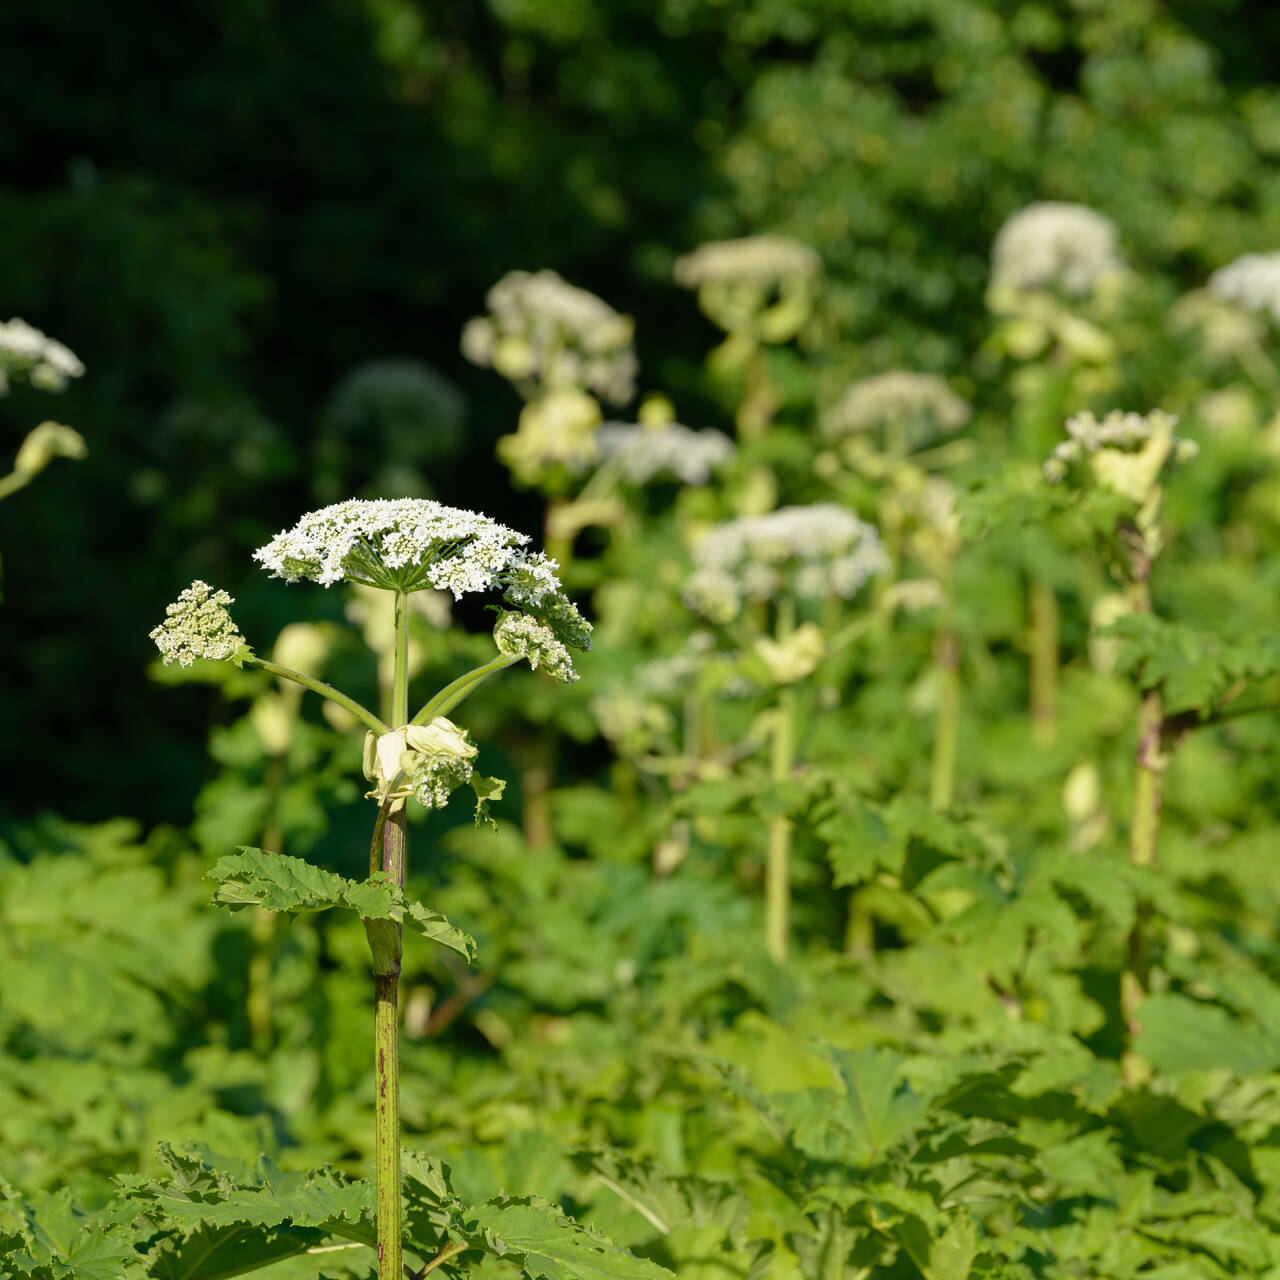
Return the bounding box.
[497,386,602,485]
[1208,251,1280,323]
[821,371,970,448]
[364,718,477,811]
[150,580,246,667]
[461,270,637,404]
[493,610,578,683]
[596,421,735,486]
[990,202,1124,297]
[684,504,887,624]
[0,318,85,394]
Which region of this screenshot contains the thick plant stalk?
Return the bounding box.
[1121,565,1163,1059]
[371,589,409,1279]
[929,601,960,812]
[766,685,795,963]
[737,346,780,440]
[1028,579,1058,743]
[765,601,796,963]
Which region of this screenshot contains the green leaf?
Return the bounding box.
[466,1196,674,1280]
[471,774,507,828]
[1135,995,1280,1076]
[207,848,474,959]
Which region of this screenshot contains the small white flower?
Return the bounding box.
[990,202,1124,296]
[822,371,971,448]
[1044,409,1197,504]
[150,581,246,667]
[1208,251,1280,323]
[595,421,736,486]
[684,504,887,622]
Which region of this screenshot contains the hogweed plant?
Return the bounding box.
[674,234,821,442]
[683,503,887,961]
[985,202,1130,742]
[151,498,590,1279]
[461,269,637,565]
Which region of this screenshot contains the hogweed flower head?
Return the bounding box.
[596,420,736,486]
[0,318,85,395]
[497,386,603,486]
[822,371,971,451]
[674,235,821,341]
[150,581,247,667]
[255,497,535,595]
[1207,251,1280,323]
[990,202,1124,298]
[684,504,887,624]
[461,269,637,404]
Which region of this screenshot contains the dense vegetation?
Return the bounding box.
[6,2,1280,1277]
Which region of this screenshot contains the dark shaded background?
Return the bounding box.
[3,0,1279,824]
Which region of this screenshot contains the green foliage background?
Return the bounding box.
[7,2,1280,1277]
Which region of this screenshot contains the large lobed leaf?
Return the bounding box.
[207,847,475,959]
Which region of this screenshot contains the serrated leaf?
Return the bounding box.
[206,848,474,959]
[466,1196,673,1280]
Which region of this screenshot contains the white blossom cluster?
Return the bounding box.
[150,580,246,667]
[595,421,736,486]
[0,318,85,394]
[1208,251,1280,323]
[461,270,637,404]
[821,371,971,446]
[990,202,1124,296]
[255,498,591,672]
[674,235,820,287]
[684,504,888,623]
[493,610,577,683]
[254,498,534,595]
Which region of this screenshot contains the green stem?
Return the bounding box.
[1121,571,1162,1080]
[929,601,960,812]
[766,599,796,964]
[374,591,411,1280]
[411,654,516,726]
[0,467,34,503]
[244,655,388,736]
[1028,579,1058,744]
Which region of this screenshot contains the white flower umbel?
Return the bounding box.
[822,372,971,449]
[461,269,637,404]
[0,318,85,394]
[684,504,888,623]
[150,581,246,667]
[1208,251,1280,323]
[254,497,533,595]
[990,202,1124,296]
[674,236,821,288]
[595,421,736,486]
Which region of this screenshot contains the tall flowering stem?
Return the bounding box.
[151,499,591,1280]
[766,600,796,963]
